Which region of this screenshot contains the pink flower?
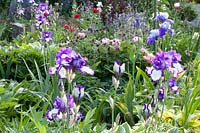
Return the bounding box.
[77,32,86,39]
[101,38,111,45]
[110,39,121,50]
[64,23,75,32]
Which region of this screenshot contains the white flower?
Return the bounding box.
[174,2,180,8]
[132,36,140,43]
[192,32,199,40]
[97,2,103,7]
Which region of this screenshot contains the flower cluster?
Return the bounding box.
[101,38,121,50]
[49,47,94,82]
[64,23,75,32]
[35,3,53,42]
[146,50,184,94]
[46,92,83,123]
[147,12,174,45]
[35,3,52,28]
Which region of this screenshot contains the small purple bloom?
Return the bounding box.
[168,78,177,88]
[39,3,48,11]
[36,16,44,25]
[76,112,83,121]
[158,87,164,101]
[135,16,141,27]
[171,86,179,94]
[42,31,52,42]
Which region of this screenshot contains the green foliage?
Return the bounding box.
[0,46,45,81]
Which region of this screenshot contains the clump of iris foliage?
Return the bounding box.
[0,0,200,132]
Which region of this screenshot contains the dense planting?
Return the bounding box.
[0,0,200,132]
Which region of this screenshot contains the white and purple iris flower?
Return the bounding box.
[146,50,184,82]
[72,85,84,103]
[154,12,174,23]
[46,94,76,121]
[113,60,125,79]
[147,29,160,45]
[154,12,169,22]
[49,47,94,79]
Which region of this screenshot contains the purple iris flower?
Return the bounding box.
[42,31,52,42]
[146,50,183,82]
[50,47,94,78]
[39,3,48,11]
[153,51,166,70]
[158,87,164,101]
[55,47,76,65]
[147,29,160,45]
[46,108,60,121]
[143,103,150,120]
[36,15,44,26]
[155,12,169,22]
[159,22,171,38]
[53,97,66,113]
[72,54,87,68]
[46,94,76,121]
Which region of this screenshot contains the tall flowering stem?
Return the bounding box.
[111,60,125,131]
[47,47,94,131]
[143,49,184,132]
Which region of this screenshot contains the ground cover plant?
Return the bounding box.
[0,0,200,132]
